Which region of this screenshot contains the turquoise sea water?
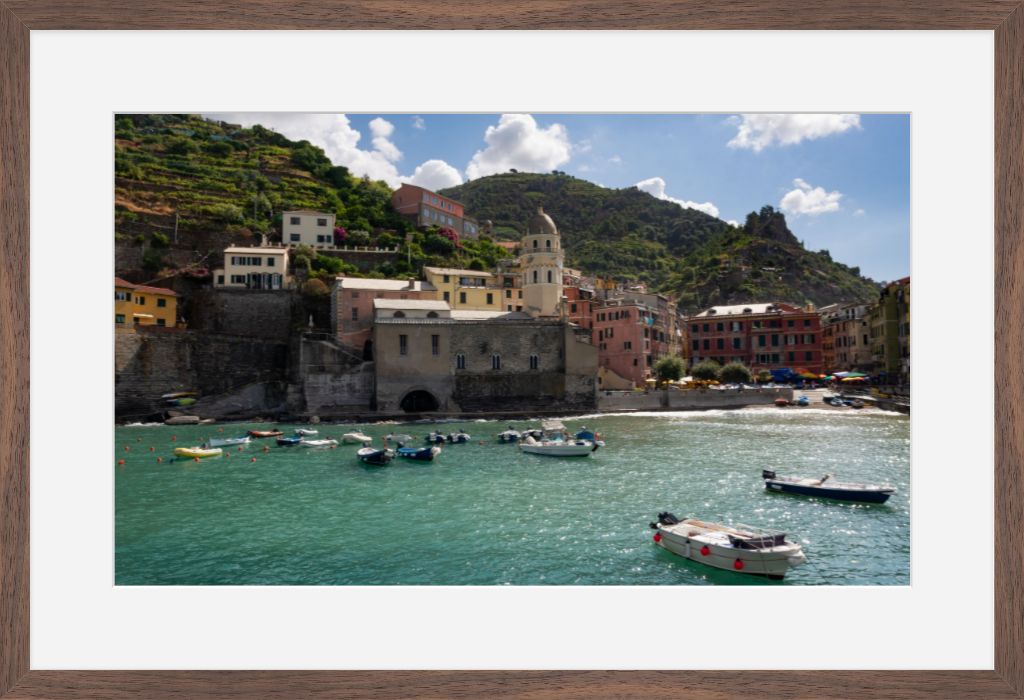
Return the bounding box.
[115,408,910,585]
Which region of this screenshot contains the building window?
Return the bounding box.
[267,257,275,267]
[351,308,358,321]
[399,334,408,355]
[135,296,145,305]
[431,335,440,356]
[547,270,553,283]
[733,338,742,350]
[115,314,125,324]
[703,339,710,350]
[805,351,814,361]
[788,352,796,362]
[290,233,300,242]
[427,311,439,318]
[317,218,327,226]
[771,334,779,346]
[546,239,551,249]
[533,239,538,249]
[393,311,405,318]
[231,275,246,284]
[456,353,466,369]
[290,216,300,225]
[443,292,450,302]
[787,320,795,328]
[529,354,539,370]
[702,323,709,332]
[624,341,632,350]
[716,322,724,332]
[157,298,167,308]
[443,275,450,283]
[486,293,493,305]
[491,354,501,370]
[758,335,766,347]
[506,289,512,298]
[570,303,577,313]
[532,270,538,283]
[115,290,130,301]
[459,292,466,304]
[217,275,224,285]
[717,338,724,350]
[156,318,166,327]
[804,319,812,327]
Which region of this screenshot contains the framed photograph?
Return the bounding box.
[2,3,1020,698]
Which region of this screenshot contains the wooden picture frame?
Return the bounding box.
[1,2,1020,697]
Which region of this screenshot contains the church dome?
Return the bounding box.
[527,206,558,237]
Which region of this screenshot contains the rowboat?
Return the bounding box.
[649,512,807,580]
[762,470,895,503]
[397,446,441,461]
[248,430,283,439]
[294,428,318,436]
[300,439,338,448]
[205,436,250,448]
[342,432,373,445]
[276,436,302,446]
[173,446,222,459]
[357,447,394,465]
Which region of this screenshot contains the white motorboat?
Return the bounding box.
[342,432,373,445]
[357,447,394,465]
[447,431,471,443]
[649,513,807,580]
[294,428,318,436]
[497,426,521,443]
[385,433,414,443]
[205,436,250,448]
[517,420,598,457]
[300,438,338,448]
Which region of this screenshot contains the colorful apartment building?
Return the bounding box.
[330,277,437,356]
[564,285,595,331]
[282,210,337,248]
[819,302,872,372]
[688,302,824,374]
[114,278,178,329]
[391,184,479,238]
[423,266,510,311]
[868,277,910,380]
[592,297,673,387]
[213,246,291,290]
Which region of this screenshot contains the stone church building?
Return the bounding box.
[371,208,598,413]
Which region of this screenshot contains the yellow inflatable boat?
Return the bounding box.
[173,446,223,459]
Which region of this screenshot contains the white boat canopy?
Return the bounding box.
[541,420,566,431]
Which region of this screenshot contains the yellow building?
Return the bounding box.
[115,278,178,329]
[423,266,506,311]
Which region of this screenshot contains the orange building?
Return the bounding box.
[391,184,479,237]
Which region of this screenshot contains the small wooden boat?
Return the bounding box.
[774,398,790,407]
[300,439,338,448]
[173,446,222,459]
[397,445,441,461]
[276,436,303,446]
[762,470,894,503]
[248,430,283,439]
[649,512,807,580]
[447,431,471,443]
[294,428,318,437]
[206,436,250,448]
[342,432,373,445]
[357,447,394,465]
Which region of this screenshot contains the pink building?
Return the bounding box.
[592,299,672,387]
[331,277,437,358]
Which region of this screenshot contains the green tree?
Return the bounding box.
[301,278,330,298]
[755,369,773,384]
[720,361,752,384]
[653,355,685,385]
[691,359,722,381]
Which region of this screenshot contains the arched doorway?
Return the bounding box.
[362,339,374,361]
[400,389,439,413]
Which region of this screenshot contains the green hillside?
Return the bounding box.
[442,174,881,313]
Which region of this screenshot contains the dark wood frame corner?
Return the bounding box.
[1,2,1021,697]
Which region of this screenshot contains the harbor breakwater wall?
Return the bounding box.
[596,387,793,412]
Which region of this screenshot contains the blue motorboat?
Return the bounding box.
[397,446,440,461]
[762,470,894,503]
[276,436,303,446]
[447,431,471,443]
[574,426,606,447]
[424,432,447,444]
[795,396,810,407]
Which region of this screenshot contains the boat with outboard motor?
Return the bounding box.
[573,426,606,447]
[300,438,338,448]
[649,512,807,580]
[762,470,894,503]
[205,436,250,448]
[397,445,441,461]
[276,436,303,446]
[248,429,283,439]
[447,431,471,444]
[294,428,318,437]
[497,426,521,443]
[385,433,414,443]
[518,420,599,457]
[342,432,373,445]
[357,446,394,465]
[424,431,447,444]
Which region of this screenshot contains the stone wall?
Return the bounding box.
[115,328,289,420]
[186,288,299,341]
[596,387,793,412]
[291,334,374,416]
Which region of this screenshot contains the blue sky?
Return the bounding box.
[205,113,910,282]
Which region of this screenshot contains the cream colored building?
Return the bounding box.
[214,246,291,290]
[422,266,506,311]
[282,210,336,248]
[519,207,564,317]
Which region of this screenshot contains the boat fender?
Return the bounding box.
[700,545,711,557]
[652,532,662,543]
[733,559,744,570]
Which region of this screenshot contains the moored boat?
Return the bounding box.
[762,470,894,503]
[518,420,598,457]
[248,430,283,439]
[397,445,441,461]
[357,447,394,465]
[342,432,373,445]
[294,428,318,436]
[447,431,471,443]
[774,398,790,407]
[424,432,447,444]
[385,433,414,443]
[276,436,303,446]
[795,396,810,407]
[497,426,521,443]
[574,426,606,447]
[205,436,250,448]
[173,446,222,459]
[649,512,807,580]
[300,439,338,448]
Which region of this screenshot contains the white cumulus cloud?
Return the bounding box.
[635,176,720,218]
[203,112,461,191]
[406,159,464,191]
[780,178,843,216]
[411,116,426,130]
[465,114,572,179]
[727,114,861,152]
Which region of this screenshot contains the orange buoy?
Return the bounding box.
[149,447,155,452]
[194,457,200,463]
[157,457,163,463]
[117,459,125,465]
[250,457,257,462]
[124,446,130,451]
[171,436,177,441]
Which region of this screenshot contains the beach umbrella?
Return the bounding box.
[845,371,868,378]
[799,372,818,379]
[841,376,867,382]
[833,371,850,378]
[823,375,835,381]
